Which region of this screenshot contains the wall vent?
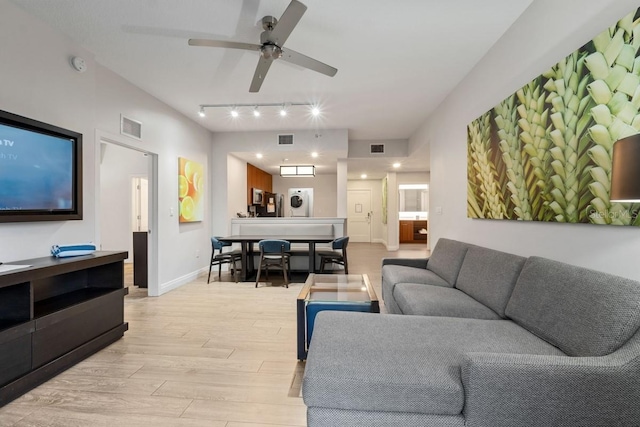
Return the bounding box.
[121,115,142,140]
[278,134,294,145]
[370,143,385,154]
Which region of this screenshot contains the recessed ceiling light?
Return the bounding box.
[256,153,263,159]
[231,108,239,118]
[393,162,401,168]
[361,174,367,179]
[280,108,287,117]
[311,152,318,158]
[253,107,260,117]
[198,107,205,118]
[311,107,320,116]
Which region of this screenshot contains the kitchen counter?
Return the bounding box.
[231,217,346,237]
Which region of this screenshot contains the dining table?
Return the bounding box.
[218,234,335,281]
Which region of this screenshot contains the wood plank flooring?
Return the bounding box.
[0,243,428,426]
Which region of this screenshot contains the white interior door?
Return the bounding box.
[131,176,149,232]
[347,189,372,242]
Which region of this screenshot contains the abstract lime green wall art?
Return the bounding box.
[468,8,640,226]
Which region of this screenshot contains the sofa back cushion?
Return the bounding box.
[505,256,640,356]
[426,239,471,287]
[455,246,526,318]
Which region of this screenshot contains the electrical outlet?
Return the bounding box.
[436,206,443,215]
[195,249,200,258]
[169,207,174,216]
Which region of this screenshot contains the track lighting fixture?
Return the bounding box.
[197,102,319,118]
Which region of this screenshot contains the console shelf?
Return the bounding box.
[0,251,128,406]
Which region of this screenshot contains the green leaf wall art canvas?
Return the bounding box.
[467,8,640,226]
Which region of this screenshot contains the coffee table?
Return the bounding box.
[297,273,379,360]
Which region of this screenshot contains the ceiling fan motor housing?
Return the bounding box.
[262,16,278,31]
[261,43,283,60]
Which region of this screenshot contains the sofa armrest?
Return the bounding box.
[381,257,428,269]
[461,350,640,427]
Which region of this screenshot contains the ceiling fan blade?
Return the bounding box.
[249,58,273,92]
[281,48,337,77]
[188,39,261,52]
[268,0,307,46]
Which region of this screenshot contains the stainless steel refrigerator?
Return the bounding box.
[258,192,284,217]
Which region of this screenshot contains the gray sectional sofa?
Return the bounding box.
[302,238,640,426]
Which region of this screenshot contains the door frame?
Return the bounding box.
[95,129,159,296]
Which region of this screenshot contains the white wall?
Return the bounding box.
[0,1,97,262]
[412,0,640,280]
[99,143,149,261]
[398,172,430,185]
[95,65,212,295]
[0,2,213,295]
[273,174,337,217]
[227,154,247,228]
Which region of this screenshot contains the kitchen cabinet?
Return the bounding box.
[400,220,413,243]
[247,163,273,204]
[399,220,428,243]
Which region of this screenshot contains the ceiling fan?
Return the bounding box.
[188,0,337,92]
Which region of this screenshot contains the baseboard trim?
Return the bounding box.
[158,267,208,295]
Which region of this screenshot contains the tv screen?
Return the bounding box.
[0,110,82,222]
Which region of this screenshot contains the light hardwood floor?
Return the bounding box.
[0,243,428,427]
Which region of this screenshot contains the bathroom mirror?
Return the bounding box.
[399,184,428,219]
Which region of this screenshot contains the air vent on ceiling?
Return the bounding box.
[121,115,142,140]
[370,144,385,154]
[278,134,294,145]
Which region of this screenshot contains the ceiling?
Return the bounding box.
[11,0,532,179]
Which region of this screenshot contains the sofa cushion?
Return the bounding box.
[505,256,640,357]
[394,283,501,319]
[426,239,471,286]
[303,312,564,415]
[382,265,451,314]
[383,265,450,291]
[455,246,526,318]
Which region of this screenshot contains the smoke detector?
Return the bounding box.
[70,56,87,73]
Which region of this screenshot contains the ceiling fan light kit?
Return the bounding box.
[188,0,337,93]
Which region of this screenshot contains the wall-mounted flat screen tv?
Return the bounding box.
[0,110,82,223]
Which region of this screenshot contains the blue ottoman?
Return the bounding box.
[306,301,371,345]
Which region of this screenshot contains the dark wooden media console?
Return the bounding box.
[0,251,128,406]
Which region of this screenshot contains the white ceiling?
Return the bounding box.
[11,0,532,179]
